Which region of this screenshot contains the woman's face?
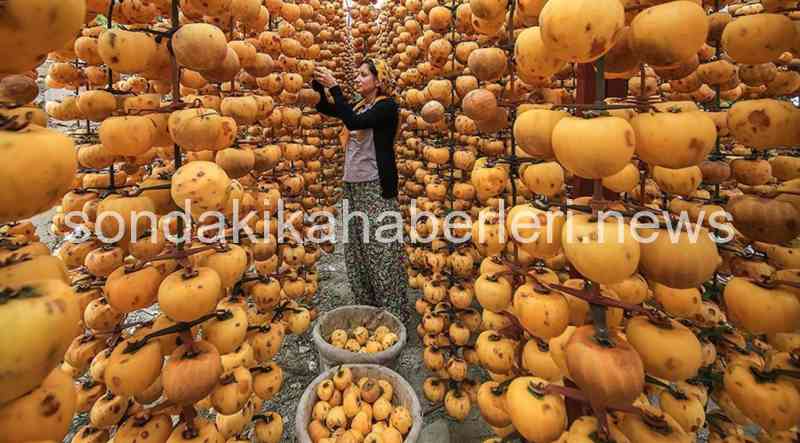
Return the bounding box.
[357,63,378,96]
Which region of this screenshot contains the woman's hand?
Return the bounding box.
[313,66,338,88]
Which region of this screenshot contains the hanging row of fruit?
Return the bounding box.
[380,0,800,441]
[348,0,382,69]
[0,0,359,442]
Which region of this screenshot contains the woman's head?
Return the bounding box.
[357,60,379,96]
[357,58,395,97]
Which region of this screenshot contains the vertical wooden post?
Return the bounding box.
[575,63,628,106]
[170,0,186,250]
[575,63,596,105]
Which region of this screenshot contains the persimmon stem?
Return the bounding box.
[180,407,198,439]
[770,279,800,290]
[589,302,612,347]
[0,286,39,303]
[180,329,196,353]
[122,183,172,197]
[645,375,687,400]
[547,281,645,313]
[750,366,800,383]
[640,411,672,435]
[148,244,227,263]
[123,310,231,354]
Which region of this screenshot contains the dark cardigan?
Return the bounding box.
[312,80,400,199]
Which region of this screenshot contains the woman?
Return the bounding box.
[311,60,411,324]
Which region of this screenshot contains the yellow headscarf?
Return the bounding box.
[370,58,396,98]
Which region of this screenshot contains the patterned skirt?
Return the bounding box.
[342,180,411,324]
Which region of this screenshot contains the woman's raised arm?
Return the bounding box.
[311,79,339,118]
[329,86,397,131]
